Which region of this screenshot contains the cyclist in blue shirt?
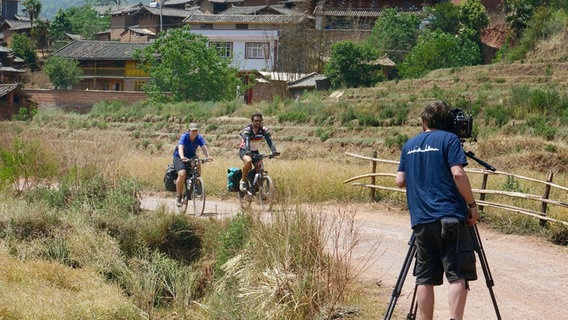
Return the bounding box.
[173,123,212,206]
[396,100,478,320]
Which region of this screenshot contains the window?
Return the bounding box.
[134,81,145,91]
[209,42,233,58]
[236,24,248,30]
[200,24,213,29]
[245,42,269,59]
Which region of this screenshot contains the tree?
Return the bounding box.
[399,30,482,79]
[460,0,490,39]
[133,26,241,102]
[22,0,42,29]
[49,9,72,42]
[427,2,462,35]
[366,8,421,64]
[44,56,83,89]
[324,41,381,88]
[11,34,38,70]
[66,6,110,39]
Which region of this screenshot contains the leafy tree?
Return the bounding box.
[49,9,73,42]
[44,56,83,89]
[66,6,110,39]
[399,30,482,78]
[366,8,421,64]
[22,0,42,29]
[427,2,461,35]
[10,34,38,70]
[133,26,241,102]
[324,41,381,88]
[460,0,490,39]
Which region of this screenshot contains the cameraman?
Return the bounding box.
[395,100,478,320]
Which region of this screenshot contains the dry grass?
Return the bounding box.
[0,250,141,319]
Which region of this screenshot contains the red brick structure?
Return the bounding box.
[26,89,148,113]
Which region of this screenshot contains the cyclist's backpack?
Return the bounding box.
[227,167,242,192]
[164,164,177,192]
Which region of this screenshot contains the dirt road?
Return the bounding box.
[141,196,568,320]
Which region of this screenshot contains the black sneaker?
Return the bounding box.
[176,195,182,207]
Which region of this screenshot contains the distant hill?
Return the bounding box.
[21,0,139,20]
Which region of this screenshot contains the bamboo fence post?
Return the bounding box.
[540,170,554,227]
[370,150,377,202]
[479,173,489,211]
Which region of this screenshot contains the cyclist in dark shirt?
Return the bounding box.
[238,113,279,191]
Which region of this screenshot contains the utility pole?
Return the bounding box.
[160,0,163,33]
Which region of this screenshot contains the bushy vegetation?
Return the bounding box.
[133,26,241,103]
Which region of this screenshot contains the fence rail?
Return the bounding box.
[344,152,568,226]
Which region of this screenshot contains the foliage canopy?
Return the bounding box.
[44,56,83,89]
[399,30,482,78]
[134,26,241,102]
[324,41,382,88]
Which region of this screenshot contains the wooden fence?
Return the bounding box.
[344,152,568,226]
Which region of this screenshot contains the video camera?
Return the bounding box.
[451,108,473,139]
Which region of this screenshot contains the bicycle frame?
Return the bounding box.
[178,157,208,216]
[239,153,276,211]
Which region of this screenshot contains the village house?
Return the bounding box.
[52,40,151,91]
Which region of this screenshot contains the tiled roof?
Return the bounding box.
[315,8,383,18]
[139,6,194,18]
[0,84,18,98]
[53,40,151,60]
[222,4,300,16]
[210,0,243,3]
[127,26,156,36]
[3,19,31,31]
[184,12,305,24]
[164,0,194,5]
[287,72,328,89]
[107,3,144,16]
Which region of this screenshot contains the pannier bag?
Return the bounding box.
[164,164,178,192]
[227,167,242,192]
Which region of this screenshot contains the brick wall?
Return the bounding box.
[26,89,148,113]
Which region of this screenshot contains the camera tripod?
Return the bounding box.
[384,151,500,320]
[383,226,501,320]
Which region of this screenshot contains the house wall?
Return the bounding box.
[190,29,278,71]
[26,89,148,111]
[111,15,136,40]
[139,15,159,34]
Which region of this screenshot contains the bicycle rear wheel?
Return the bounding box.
[192,177,206,216]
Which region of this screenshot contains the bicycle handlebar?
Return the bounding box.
[182,157,212,164]
[254,153,280,160]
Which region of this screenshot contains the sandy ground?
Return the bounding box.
[141,196,568,320]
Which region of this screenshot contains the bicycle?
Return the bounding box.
[238,153,278,211]
[176,157,210,216]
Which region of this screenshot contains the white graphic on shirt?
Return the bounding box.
[407,145,439,154]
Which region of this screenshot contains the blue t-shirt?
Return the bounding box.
[173,132,206,158]
[398,130,468,227]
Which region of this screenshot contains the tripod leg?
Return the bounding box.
[469,225,502,320]
[384,233,416,320]
[406,284,418,320]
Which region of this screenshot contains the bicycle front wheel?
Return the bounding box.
[258,175,274,211]
[192,177,206,216]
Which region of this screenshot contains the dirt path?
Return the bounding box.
[141,196,568,320]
